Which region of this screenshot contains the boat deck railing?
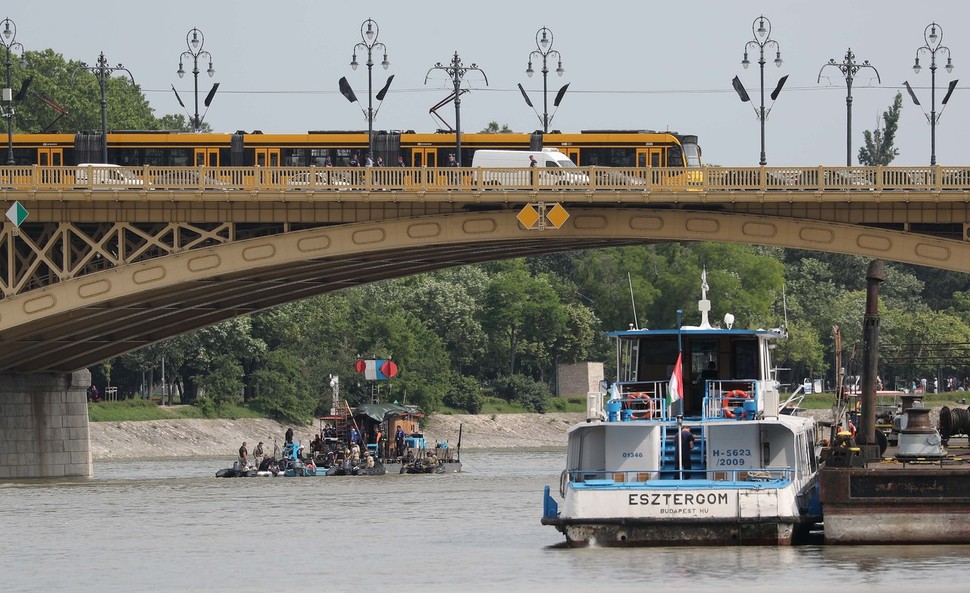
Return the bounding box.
[609,379,766,422]
[562,467,794,495]
[703,379,761,420]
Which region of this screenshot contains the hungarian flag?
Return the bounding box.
[666,352,683,410]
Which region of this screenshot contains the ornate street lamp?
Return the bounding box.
[907,22,956,166]
[737,15,786,166]
[1,18,28,165]
[818,48,880,166]
[345,18,391,161]
[524,26,566,133]
[72,52,135,163]
[425,52,488,165]
[176,27,215,133]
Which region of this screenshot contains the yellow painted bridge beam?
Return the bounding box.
[1,208,968,372]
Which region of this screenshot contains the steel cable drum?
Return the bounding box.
[939,406,953,440]
[939,406,970,440]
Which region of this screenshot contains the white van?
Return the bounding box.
[471,148,587,186]
[74,164,144,187]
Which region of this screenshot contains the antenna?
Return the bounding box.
[627,272,639,329]
[782,282,789,329]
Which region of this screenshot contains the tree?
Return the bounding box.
[14,49,190,134]
[480,121,512,133]
[858,92,902,166]
[157,113,213,133]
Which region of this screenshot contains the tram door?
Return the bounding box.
[637,147,664,184]
[410,147,436,185]
[194,148,220,167]
[410,147,436,168]
[564,148,580,165]
[254,148,281,186]
[38,147,64,185]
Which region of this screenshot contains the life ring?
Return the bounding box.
[628,392,655,419]
[722,390,750,418]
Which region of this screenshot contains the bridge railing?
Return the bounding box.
[2,164,970,194]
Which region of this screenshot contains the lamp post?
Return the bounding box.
[913,22,954,166]
[177,27,214,133]
[818,48,880,166]
[350,18,389,161]
[526,26,564,133]
[73,52,135,163]
[425,52,487,165]
[741,15,783,166]
[1,18,26,165]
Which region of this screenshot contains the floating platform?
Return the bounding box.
[818,438,970,544]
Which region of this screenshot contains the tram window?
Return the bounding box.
[668,146,685,168]
[282,150,304,166]
[170,149,191,166]
[256,153,266,166]
[683,143,701,167]
[310,149,329,166]
[651,153,661,167]
[196,152,205,166]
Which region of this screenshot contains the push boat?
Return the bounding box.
[542,275,821,546]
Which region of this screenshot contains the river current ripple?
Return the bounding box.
[1,449,967,593]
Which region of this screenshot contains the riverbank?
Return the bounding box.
[88,407,943,461]
[88,413,588,460]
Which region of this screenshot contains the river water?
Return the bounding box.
[1,449,967,593]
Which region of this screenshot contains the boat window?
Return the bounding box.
[733,340,758,379]
[690,340,718,385]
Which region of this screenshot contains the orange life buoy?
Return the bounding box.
[628,392,655,419]
[722,389,750,418]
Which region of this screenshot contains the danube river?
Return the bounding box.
[1,450,968,593]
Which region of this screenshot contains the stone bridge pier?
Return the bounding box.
[0,370,93,479]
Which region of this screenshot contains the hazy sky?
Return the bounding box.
[7,0,969,166]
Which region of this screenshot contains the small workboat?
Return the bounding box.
[542,271,821,546]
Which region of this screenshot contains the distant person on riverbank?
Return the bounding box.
[253,442,264,467]
[285,427,294,445]
[238,441,249,470]
[395,426,406,457]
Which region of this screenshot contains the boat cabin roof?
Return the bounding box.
[607,327,785,340]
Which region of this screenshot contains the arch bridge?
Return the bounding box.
[1,163,968,478]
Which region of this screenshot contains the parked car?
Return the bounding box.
[286,170,352,190]
[74,164,144,188]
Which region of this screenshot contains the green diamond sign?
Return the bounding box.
[5,201,28,227]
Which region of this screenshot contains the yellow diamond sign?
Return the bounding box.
[517,204,540,229]
[546,203,570,229]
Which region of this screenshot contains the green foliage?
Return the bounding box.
[858,92,902,166]
[491,374,552,413]
[92,242,970,423]
[444,373,484,414]
[249,349,314,424]
[194,353,244,407]
[480,121,513,133]
[87,399,172,422]
[548,396,587,413]
[11,49,197,136]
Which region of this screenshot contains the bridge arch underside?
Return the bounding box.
[2,208,969,373]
